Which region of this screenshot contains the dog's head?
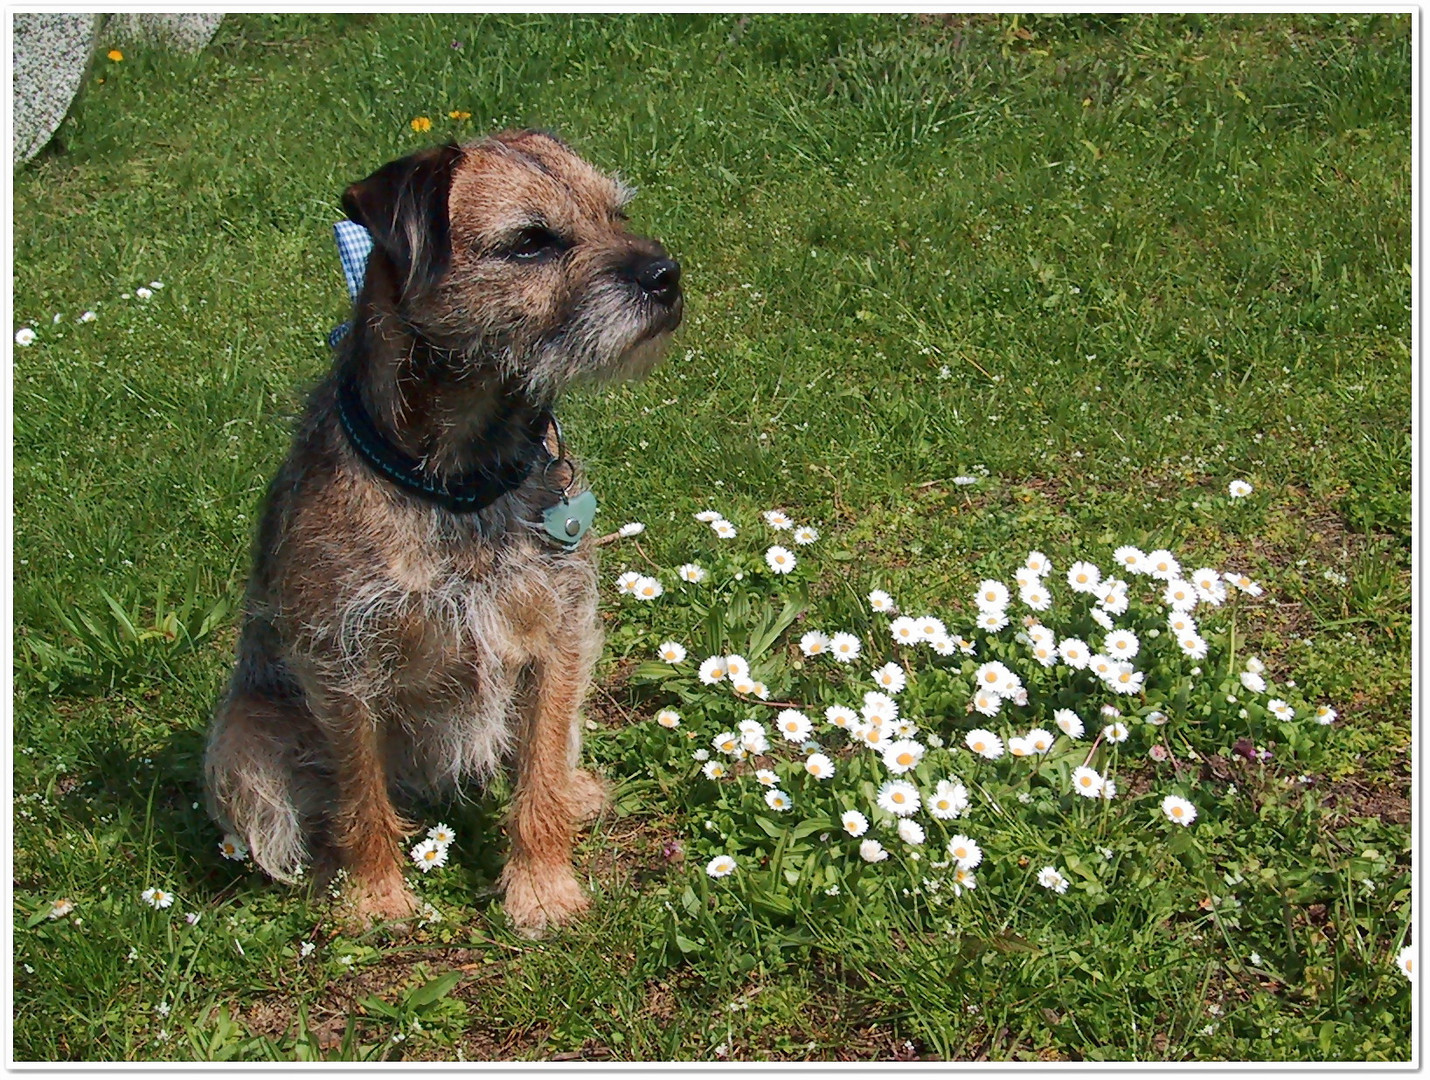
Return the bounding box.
[342,130,682,396]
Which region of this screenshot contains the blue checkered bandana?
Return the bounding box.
[328,219,373,347]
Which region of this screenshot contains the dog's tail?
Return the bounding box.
[204,691,317,884]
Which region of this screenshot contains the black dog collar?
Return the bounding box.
[335,372,554,515]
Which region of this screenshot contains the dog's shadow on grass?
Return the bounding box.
[69,717,515,918]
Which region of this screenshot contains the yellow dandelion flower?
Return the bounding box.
[449,110,472,121]
[411,116,432,133]
[107,49,124,62]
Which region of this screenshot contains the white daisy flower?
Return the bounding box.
[1225,571,1264,596]
[868,589,897,613]
[799,630,831,657]
[1108,664,1145,695]
[678,563,708,583]
[1315,705,1337,726]
[1090,608,1115,632]
[78,310,97,323]
[427,823,456,847]
[1190,567,1227,605]
[971,689,1002,717]
[1228,480,1253,498]
[754,768,778,786]
[618,521,645,537]
[1025,728,1055,754]
[946,835,982,869]
[829,632,862,663]
[1113,545,1147,574]
[763,509,794,529]
[1163,579,1199,611]
[1179,632,1209,660]
[701,760,728,780]
[1054,709,1085,738]
[1104,629,1140,661]
[1095,581,1130,616]
[1089,654,1117,681]
[859,839,889,863]
[658,641,687,663]
[825,704,857,728]
[1396,945,1414,981]
[633,575,664,600]
[1268,699,1294,721]
[1102,722,1129,743]
[135,286,153,300]
[698,656,728,684]
[1019,583,1052,611]
[1014,566,1040,591]
[1007,736,1031,758]
[928,779,970,819]
[615,571,642,595]
[694,510,722,523]
[1066,561,1102,593]
[950,866,978,897]
[656,709,681,729]
[974,580,1010,610]
[915,615,947,642]
[862,691,899,724]
[1072,766,1104,798]
[841,810,870,837]
[889,616,920,645]
[1025,550,1051,576]
[872,661,907,694]
[149,281,164,289]
[976,609,1010,632]
[706,854,737,878]
[1029,639,1058,668]
[974,661,1020,696]
[792,525,819,545]
[712,731,742,755]
[141,886,176,910]
[965,728,1004,759]
[410,839,448,872]
[1144,550,1181,581]
[1101,778,1118,800]
[764,788,793,812]
[776,709,813,743]
[1037,866,1069,894]
[1027,623,1056,646]
[1058,638,1091,669]
[723,654,750,681]
[897,819,925,845]
[711,519,737,539]
[805,753,835,780]
[765,545,797,574]
[48,898,75,920]
[876,780,920,816]
[1167,611,1198,636]
[1161,795,1197,826]
[218,834,248,861]
[749,681,770,700]
[882,739,925,775]
[857,722,891,750]
[15,327,36,346]
[1100,704,1122,719]
[1245,656,1266,675]
[692,749,710,762]
[1240,671,1267,694]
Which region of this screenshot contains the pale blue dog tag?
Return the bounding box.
[542,489,597,548]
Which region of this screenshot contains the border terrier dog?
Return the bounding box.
[203,130,682,934]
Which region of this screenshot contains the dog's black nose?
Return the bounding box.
[636,257,681,305]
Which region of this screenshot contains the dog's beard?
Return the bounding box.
[515,283,679,397]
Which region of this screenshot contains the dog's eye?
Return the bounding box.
[506,226,561,260]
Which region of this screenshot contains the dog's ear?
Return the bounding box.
[342,143,464,299]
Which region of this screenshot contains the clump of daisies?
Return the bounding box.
[410,822,457,873]
[628,513,1339,925]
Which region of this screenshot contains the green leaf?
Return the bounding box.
[403,971,463,1009]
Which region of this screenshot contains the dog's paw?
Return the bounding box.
[340,875,421,934]
[500,862,589,937]
[569,768,611,825]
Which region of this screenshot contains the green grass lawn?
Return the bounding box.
[11,13,1412,1062]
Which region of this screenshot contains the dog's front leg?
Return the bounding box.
[324,695,420,928]
[499,650,595,936]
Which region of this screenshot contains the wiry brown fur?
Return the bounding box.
[204,130,681,934]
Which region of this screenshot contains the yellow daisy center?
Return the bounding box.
[1080,776,1093,787]
[972,741,985,752]
[897,753,914,766]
